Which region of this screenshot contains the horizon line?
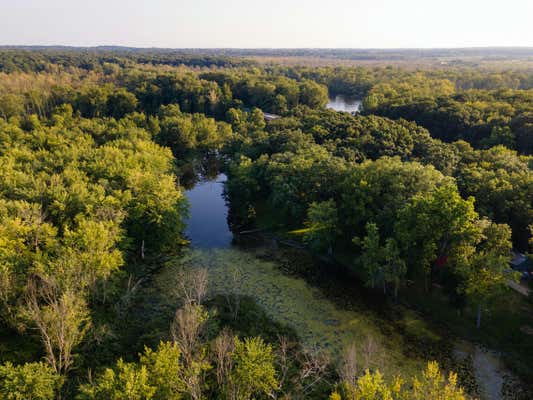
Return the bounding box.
[2,45,533,51]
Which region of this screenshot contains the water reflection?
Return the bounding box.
[180,157,221,190]
[184,173,233,249]
[327,95,362,113]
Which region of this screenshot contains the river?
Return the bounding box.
[178,173,440,377]
[327,95,362,113]
[184,173,232,249]
[177,171,517,398]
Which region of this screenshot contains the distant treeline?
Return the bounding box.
[0,48,257,72]
[2,46,533,70]
[193,47,533,61]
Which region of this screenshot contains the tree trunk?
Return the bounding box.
[141,240,145,259]
[476,304,482,329]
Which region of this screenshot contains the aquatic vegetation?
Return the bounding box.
[157,248,432,378]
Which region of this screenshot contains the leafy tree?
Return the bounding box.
[139,342,185,400]
[411,361,466,400]
[158,105,232,157]
[371,88,533,155]
[76,85,112,118]
[395,184,480,290]
[362,94,379,111]
[337,369,401,400]
[59,218,124,292]
[0,362,63,400]
[125,169,187,256]
[299,80,329,108]
[229,337,278,400]
[458,221,515,328]
[354,225,406,299]
[77,360,155,400]
[340,157,447,240]
[383,238,407,300]
[79,342,186,400]
[106,89,138,119]
[0,93,24,120]
[303,199,339,254]
[331,361,466,400]
[265,146,347,222]
[355,222,383,289]
[455,145,533,250]
[0,200,57,323]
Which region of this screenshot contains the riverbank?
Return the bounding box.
[179,164,532,399]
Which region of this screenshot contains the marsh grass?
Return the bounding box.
[155,247,448,379]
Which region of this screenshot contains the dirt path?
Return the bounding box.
[472,347,504,400]
[507,280,530,297]
[454,341,506,400]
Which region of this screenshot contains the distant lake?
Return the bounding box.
[327,95,362,113]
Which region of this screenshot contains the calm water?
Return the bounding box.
[327,95,362,113]
[184,174,233,248]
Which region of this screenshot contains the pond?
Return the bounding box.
[327,95,362,113]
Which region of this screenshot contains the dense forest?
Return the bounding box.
[0,48,532,399]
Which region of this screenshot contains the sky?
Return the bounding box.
[1,0,533,48]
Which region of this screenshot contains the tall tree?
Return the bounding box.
[24,277,91,376]
[383,238,407,300]
[458,221,515,328]
[355,222,384,289]
[395,184,480,290]
[303,199,339,254]
[229,337,278,400]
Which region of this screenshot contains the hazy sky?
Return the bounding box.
[2,0,533,48]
